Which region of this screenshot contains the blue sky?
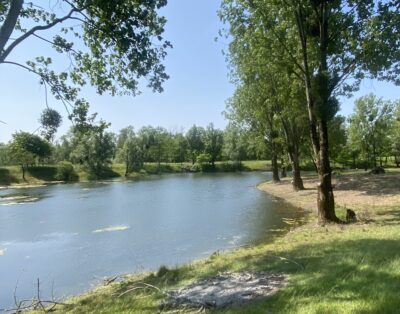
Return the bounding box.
[0,0,398,143]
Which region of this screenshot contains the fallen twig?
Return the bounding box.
[116,282,162,298]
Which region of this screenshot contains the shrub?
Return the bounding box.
[56,161,76,181]
[196,153,211,164]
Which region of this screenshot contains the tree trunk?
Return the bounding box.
[21,164,26,181]
[290,150,304,191]
[0,0,24,60]
[271,152,280,182]
[316,120,339,222]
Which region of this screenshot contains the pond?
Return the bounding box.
[0,172,299,310]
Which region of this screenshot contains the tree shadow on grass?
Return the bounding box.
[27,166,57,181]
[59,236,400,314]
[335,172,400,197]
[0,168,19,185]
[219,238,400,313]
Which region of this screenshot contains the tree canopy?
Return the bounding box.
[0,0,171,110]
[219,0,400,222]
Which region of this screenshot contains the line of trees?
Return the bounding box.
[219,0,400,223]
[1,93,398,181]
[0,104,274,178]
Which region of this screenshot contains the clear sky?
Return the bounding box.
[0,0,398,143]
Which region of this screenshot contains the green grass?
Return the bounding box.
[0,165,59,185]
[240,160,271,171]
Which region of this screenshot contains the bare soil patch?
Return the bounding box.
[164,272,286,310]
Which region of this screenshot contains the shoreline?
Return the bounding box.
[20,169,400,313]
[0,161,271,189]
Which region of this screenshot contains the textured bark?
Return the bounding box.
[0,0,24,60]
[290,151,304,191]
[271,152,280,182]
[281,118,304,191]
[316,120,338,222]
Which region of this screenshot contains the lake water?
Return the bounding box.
[0,172,298,310]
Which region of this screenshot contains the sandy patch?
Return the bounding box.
[258,171,400,213]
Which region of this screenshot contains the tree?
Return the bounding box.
[0,0,171,110]
[348,94,394,168]
[203,123,224,166]
[0,143,11,166]
[120,135,144,176]
[186,125,205,164]
[70,122,115,176]
[391,101,400,167]
[223,123,247,166]
[9,131,52,179]
[172,133,188,164]
[116,126,135,152]
[67,101,115,176]
[39,108,62,141]
[220,0,400,222]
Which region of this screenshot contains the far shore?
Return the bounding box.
[0,160,271,189]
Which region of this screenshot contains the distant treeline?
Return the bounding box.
[1,94,399,181]
[0,103,271,179]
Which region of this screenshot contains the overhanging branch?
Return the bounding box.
[0,6,80,63]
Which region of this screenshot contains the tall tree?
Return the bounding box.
[186,125,205,164]
[120,135,144,176]
[204,123,224,166]
[391,101,400,167]
[348,94,394,168]
[223,123,247,166]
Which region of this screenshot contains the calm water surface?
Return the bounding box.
[0,172,297,309]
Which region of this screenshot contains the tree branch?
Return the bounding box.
[0,6,80,62]
[0,0,24,55]
[2,60,74,115]
[32,33,78,54]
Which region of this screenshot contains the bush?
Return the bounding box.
[190,164,201,172]
[196,153,211,164]
[56,161,76,181]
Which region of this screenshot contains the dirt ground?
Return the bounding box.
[258,171,400,214]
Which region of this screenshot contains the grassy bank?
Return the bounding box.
[28,170,400,313]
[0,160,271,187]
